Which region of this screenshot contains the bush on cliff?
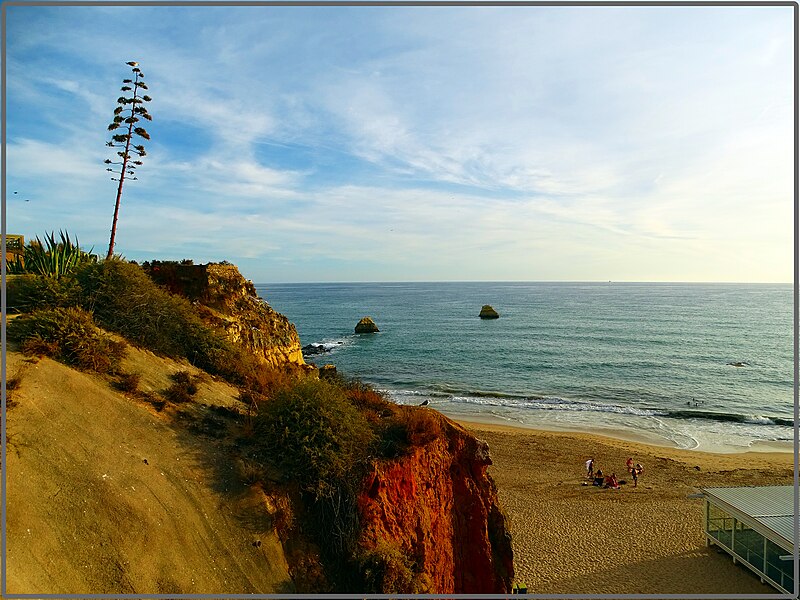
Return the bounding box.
[76,260,251,380]
[254,378,376,499]
[8,307,126,374]
[7,274,83,312]
[356,540,420,593]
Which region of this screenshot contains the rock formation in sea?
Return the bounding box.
[358,411,514,593]
[144,261,308,371]
[479,305,500,319]
[355,316,380,333]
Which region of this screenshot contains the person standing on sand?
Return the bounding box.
[632,463,643,487]
[585,458,594,479]
[626,457,634,473]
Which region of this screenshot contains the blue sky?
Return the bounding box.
[5,5,794,283]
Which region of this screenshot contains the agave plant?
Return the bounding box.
[6,231,98,279]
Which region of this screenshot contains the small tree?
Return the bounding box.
[105,61,152,259]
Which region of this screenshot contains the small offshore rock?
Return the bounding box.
[355,317,379,333]
[479,305,500,319]
[302,343,329,356]
[727,361,749,367]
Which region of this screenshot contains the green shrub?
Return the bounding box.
[7,274,83,312]
[76,260,244,379]
[254,378,376,499]
[356,540,420,593]
[164,370,199,403]
[20,336,60,357]
[8,307,126,373]
[114,372,141,393]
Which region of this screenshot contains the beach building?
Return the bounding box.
[5,234,24,263]
[702,485,795,595]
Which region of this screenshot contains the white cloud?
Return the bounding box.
[5,5,793,282]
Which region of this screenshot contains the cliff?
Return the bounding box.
[358,411,514,593]
[8,258,515,593]
[144,262,307,371]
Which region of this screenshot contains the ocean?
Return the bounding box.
[255,282,794,453]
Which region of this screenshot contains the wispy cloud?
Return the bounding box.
[5,5,793,282]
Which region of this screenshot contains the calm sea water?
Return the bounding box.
[255,282,794,453]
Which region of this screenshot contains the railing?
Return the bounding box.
[6,235,24,254]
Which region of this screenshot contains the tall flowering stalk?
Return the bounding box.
[105,61,152,259]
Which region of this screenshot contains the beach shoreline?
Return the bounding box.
[456,417,794,594]
[451,412,794,455]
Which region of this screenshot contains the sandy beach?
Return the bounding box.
[461,421,794,595]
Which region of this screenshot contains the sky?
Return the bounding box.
[4,4,795,283]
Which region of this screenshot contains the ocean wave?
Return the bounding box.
[385,387,794,428]
[665,409,793,427]
[303,337,351,353]
[449,394,662,417]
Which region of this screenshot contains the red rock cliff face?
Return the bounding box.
[358,414,514,593]
[144,262,307,371]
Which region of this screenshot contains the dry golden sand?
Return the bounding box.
[461,421,794,595]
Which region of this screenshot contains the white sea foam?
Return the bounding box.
[743,415,775,425]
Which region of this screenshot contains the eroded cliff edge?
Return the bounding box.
[143,261,307,370]
[359,412,514,593]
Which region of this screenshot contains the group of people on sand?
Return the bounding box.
[584,457,644,489]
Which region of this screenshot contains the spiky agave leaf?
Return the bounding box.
[18,231,96,279]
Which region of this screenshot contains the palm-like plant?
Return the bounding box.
[6,231,98,279]
[105,61,152,259]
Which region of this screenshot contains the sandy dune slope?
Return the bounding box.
[5,350,292,595]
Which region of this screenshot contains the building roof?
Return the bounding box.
[703,485,795,548]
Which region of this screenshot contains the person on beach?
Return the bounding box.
[593,469,604,486]
[585,458,594,479]
[604,473,620,489]
[626,457,633,473]
[632,463,643,487]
